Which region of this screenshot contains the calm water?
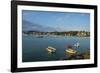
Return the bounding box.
[22,35,90,62]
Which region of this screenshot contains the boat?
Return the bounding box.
[36,35,44,38]
[37,36,43,38]
[65,48,77,56]
[46,46,56,53]
[74,42,80,48]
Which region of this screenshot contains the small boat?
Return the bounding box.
[46,46,56,53]
[65,48,77,55]
[36,35,44,38]
[74,42,80,48]
[37,36,43,38]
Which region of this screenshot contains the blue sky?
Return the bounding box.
[22,10,90,32]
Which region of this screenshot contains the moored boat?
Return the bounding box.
[74,42,80,48]
[46,46,56,53]
[65,48,77,55]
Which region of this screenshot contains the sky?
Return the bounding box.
[22,10,90,32]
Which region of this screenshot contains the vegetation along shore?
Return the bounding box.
[23,31,90,37]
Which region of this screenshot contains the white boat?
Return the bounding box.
[46,46,56,53]
[65,48,77,55]
[74,42,80,48]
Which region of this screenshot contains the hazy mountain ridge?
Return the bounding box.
[22,20,56,32]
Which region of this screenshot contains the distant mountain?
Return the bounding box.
[22,20,56,32]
